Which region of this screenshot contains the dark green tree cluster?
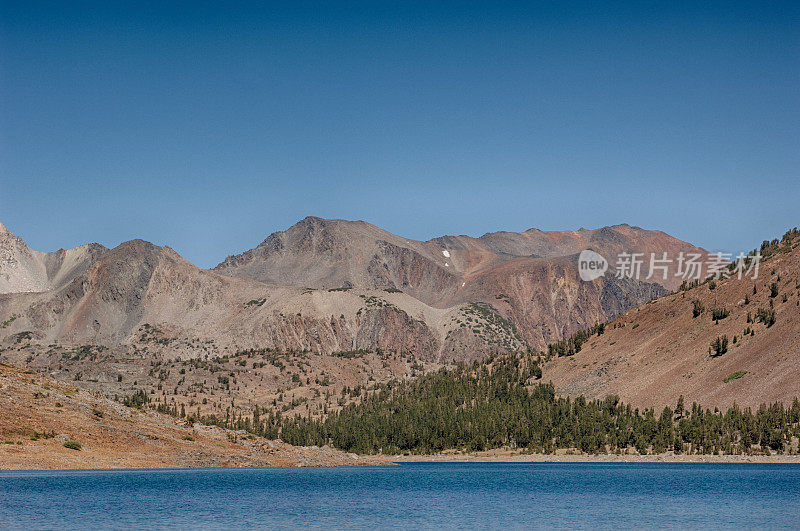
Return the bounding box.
[118,389,150,408]
[756,307,776,327]
[548,322,605,357]
[709,336,729,356]
[274,353,800,456]
[710,308,730,322]
[758,228,798,260]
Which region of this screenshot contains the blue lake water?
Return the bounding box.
[1,463,799,529]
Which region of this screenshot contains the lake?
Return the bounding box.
[1,463,799,529]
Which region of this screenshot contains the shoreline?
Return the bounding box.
[390,449,800,464]
[4,451,800,471]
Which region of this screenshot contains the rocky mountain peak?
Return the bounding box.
[0,221,110,294]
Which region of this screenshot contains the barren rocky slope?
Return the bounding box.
[0,362,382,469]
[544,230,800,409]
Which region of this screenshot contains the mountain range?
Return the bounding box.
[1,217,708,360]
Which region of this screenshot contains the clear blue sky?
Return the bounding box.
[1,1,798,268]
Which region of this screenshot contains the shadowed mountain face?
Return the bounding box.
[1,217,708,360]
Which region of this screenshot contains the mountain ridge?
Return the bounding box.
[1,217,709,359]
[0,222,108,295]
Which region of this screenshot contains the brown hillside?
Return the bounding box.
[544,231,800,409]
[0,362,382,469]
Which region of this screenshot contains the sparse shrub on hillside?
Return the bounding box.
[708,281,717,291]
[63,440,82,451]
[709,336,728,357]
[756,308,776,327]
[723,371,747,383]
[770,282,779,298]
[692,300,705,318]
[12,331,33,344]
[120,389,150,408]
[678,280,700,292]
[759,228,797,259]
[30,430,55,441]
[332,349,370,359]
[710,308,730,322]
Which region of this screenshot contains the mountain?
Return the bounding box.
[0,238,443,357]
[1,217,709,361]
[214,217,462,306]
[0,222,107,294]
[214,217,710,347]
[543,229,800,409]
[215,218,707,294]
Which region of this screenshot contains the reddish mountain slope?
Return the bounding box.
[0,362,380,469]
[543,230,800,409]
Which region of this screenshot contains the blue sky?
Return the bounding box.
[1,1,798,268]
